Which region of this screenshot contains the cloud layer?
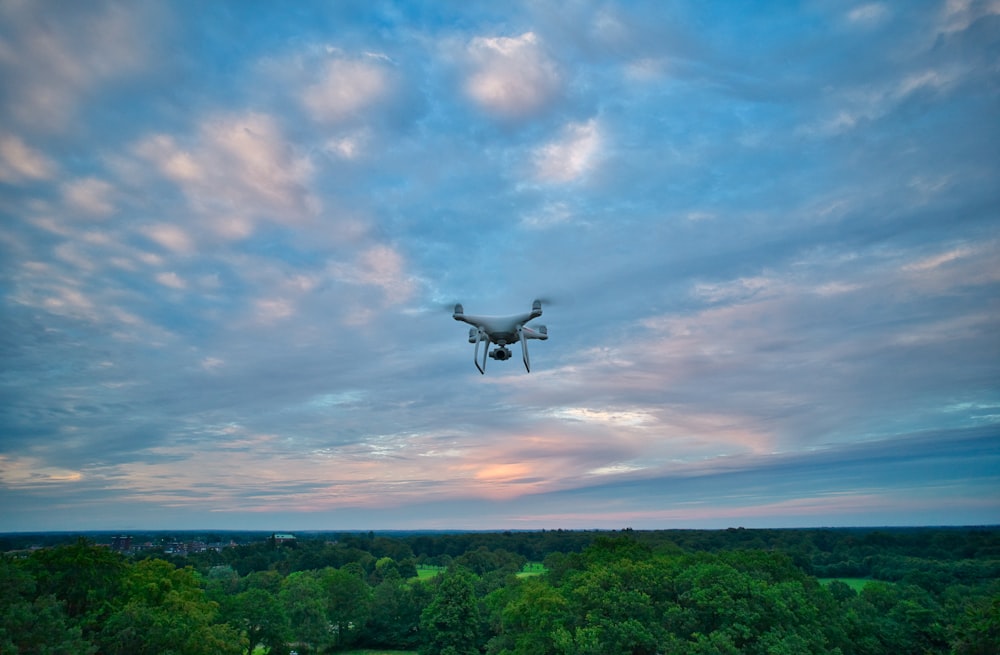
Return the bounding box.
[1,0,998,531]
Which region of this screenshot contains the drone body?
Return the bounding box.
[453,299,548,374]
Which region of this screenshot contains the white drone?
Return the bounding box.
[453,299,549,374]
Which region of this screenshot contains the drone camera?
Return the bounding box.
[490,347,513,361]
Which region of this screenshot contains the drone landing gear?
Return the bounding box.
[471,332,531,375]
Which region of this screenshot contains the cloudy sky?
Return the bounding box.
[1,0,998,532]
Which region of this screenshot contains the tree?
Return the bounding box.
[319,566,371,648]
[951,595,1000,655]
[365,567,425,649]
[493,576,569,655]
[420,567,481,655]
[0,556,96,654]
[98,559,243,655]
[279,571,330,653]
[25,538,126,638]
[225,588,290,655]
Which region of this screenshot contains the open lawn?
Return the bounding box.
[256,650,415,655]
[516,562,547,577]
[413,562,547,581]
[413,564,445,581]
[819,577,872,592]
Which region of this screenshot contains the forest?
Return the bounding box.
[2,527,997,654]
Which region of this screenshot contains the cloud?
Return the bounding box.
[303,56,394,124]
[1,1,996,531]
[155,271,185,290]
[463,32,563,120]
[134,112,317,233]
[329,244,416,306]
[533,119,602,183]
[142,223,195,254]
[0,134,56,181]
[0,1,155,130]
[62,177,116,217]
[847,3,890,26]
[939,0,1000,33]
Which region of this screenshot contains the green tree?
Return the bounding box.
[319,566,371,648]
[225,587,290,655]
[365,567,425,649]
[279,571,330,653]
[493,576,569,655]
[0,556,96,654]
[951,595,1000,655]
[25,538,126,638]
[99,559,243,655]
[420,567,481,655]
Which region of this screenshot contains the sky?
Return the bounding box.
[1,0,998,533]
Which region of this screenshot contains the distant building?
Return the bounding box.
[273,533,296,544]
[110,535,132,552]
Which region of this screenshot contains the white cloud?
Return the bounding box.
[534,119,602,183]
[143,223,195,254]
[692,276,777,304]
[335,244,415,304]
[0,2,153,130]
[255,298,295,323]
[62,177,115,217]
[804,67,957,136]
[939,0,1000,34]
[303,57,393,124]
[135,112,317,233]
[155,271,185,289]
[464,32,562,120]
[201,357,225,371]
[847,3,890,26]
[0,134,56,181]
[521,201,572,228]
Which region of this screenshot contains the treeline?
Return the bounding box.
[2,528,997,654]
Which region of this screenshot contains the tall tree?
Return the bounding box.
[98,559,243,655]
[25,538,126,638]
[224,587,290,655]
[0,557,96,654]
[279,571,330,653]
[319,566,371,648]
[420,567,481,655]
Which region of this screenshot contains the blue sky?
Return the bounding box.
[1,0,998,532]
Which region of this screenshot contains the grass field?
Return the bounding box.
[516,562,547,577]
[819,577,872,592]
[256,650,416,655]
[413,564,445,580]
[413,563,547,581]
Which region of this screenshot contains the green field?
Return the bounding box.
[413,564,445,580]
[413,562,546,581]
[256,650,415,655]
[516,562,547,577]
[819,577,872,592]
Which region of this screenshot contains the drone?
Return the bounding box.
[452,299,548,374]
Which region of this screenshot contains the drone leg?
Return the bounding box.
[519,327,530,372]
[473,330,487,374]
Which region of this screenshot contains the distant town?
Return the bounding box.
[0,530,306,556]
